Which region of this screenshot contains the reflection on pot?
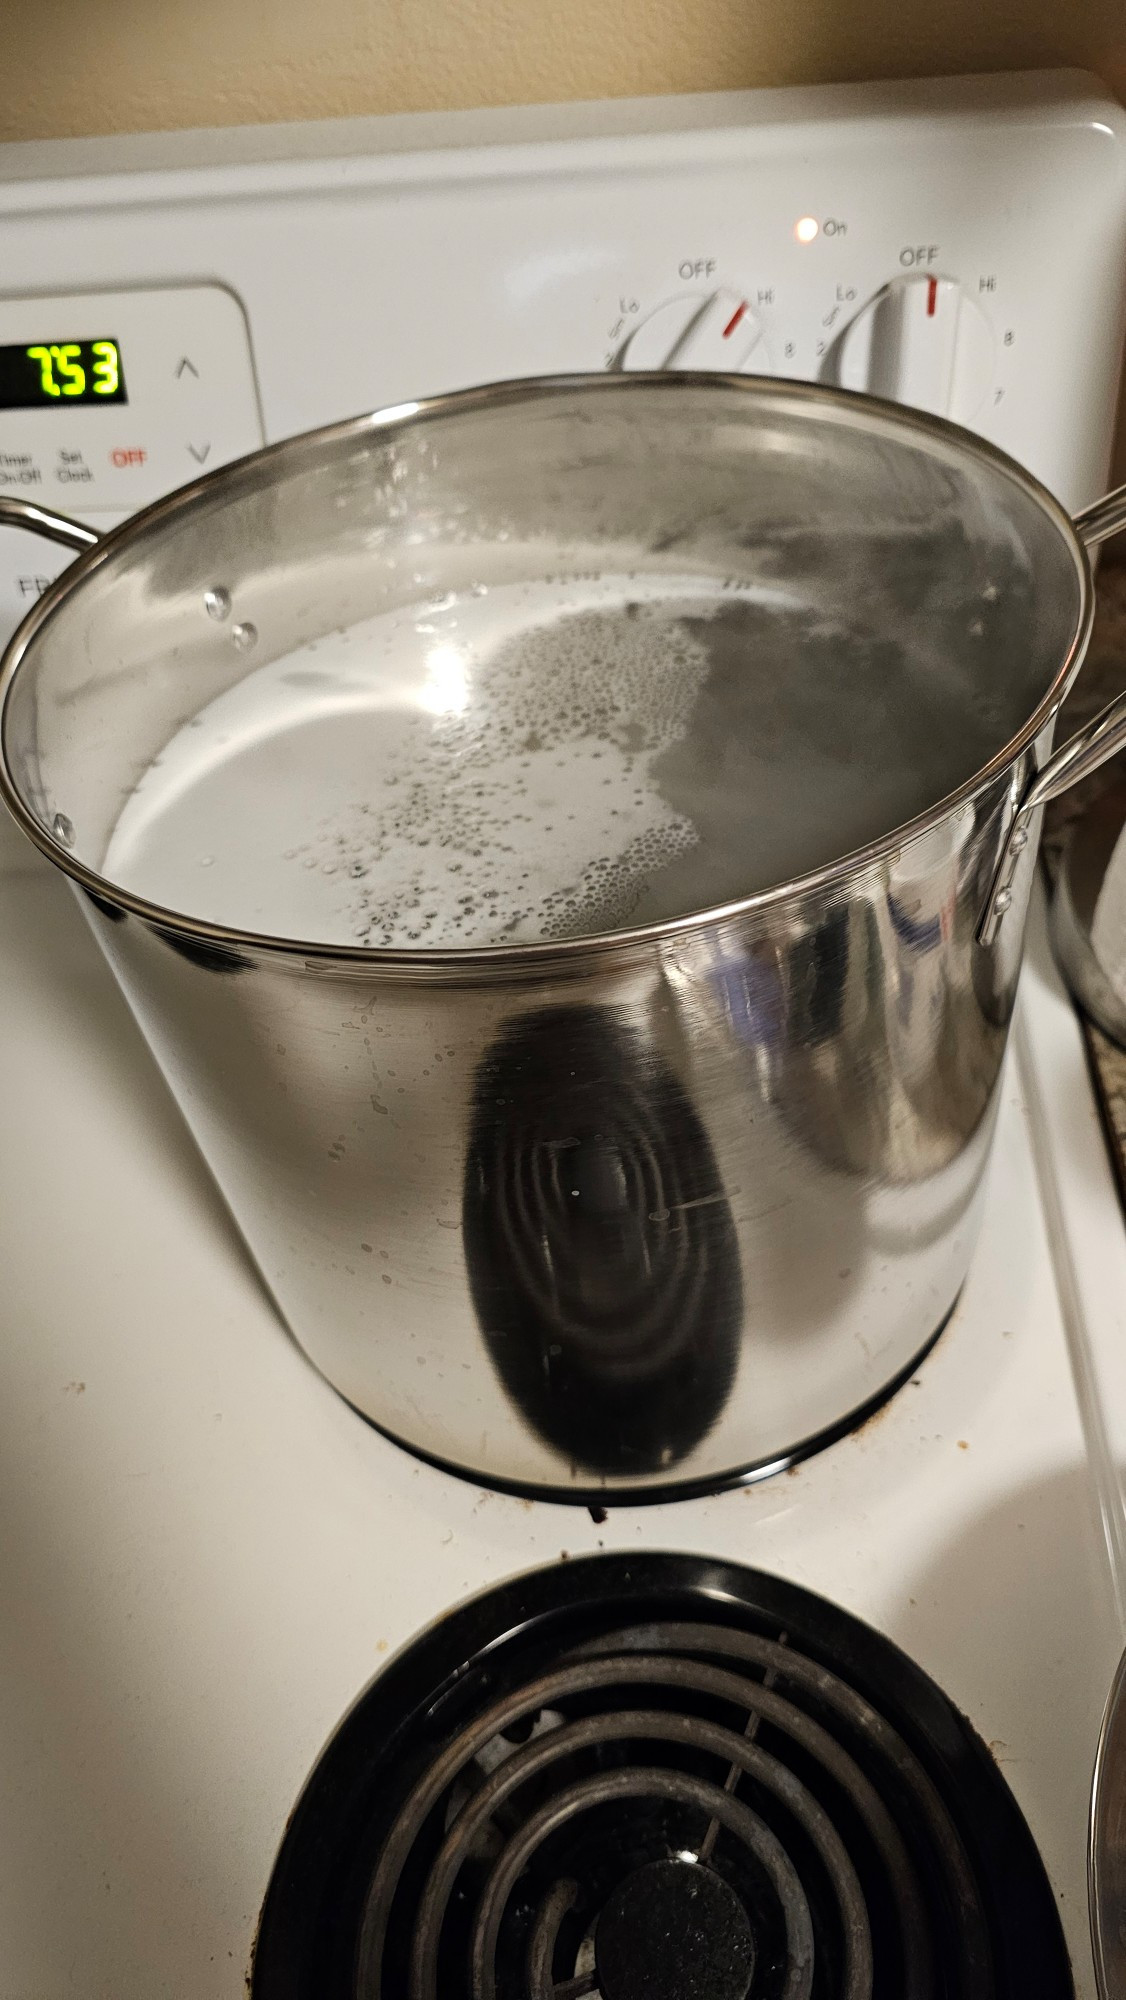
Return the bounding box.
[767,809,1006,1187]
[463,1005,741,1477]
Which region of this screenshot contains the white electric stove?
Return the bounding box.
[2,69,1126,1999]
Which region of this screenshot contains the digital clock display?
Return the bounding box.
[0,339,127,408]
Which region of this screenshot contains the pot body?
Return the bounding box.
[0,375,1087,1496]
[77,759,1037,1496]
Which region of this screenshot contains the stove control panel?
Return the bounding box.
[0,69,1122,661]
[612,268,996,422]
[826,272,994,418]
[0,285,261,514]
[615,288,770,373]
[0,285,262,636]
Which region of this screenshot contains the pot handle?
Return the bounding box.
[976,481,1126,947]
[0,493,101,552]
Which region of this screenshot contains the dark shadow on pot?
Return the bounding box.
[82,885,126,924]
[159,926,251,975]
[463,1004,742,1478]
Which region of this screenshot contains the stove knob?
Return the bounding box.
[615,290,768,373]
[827,274,993,420]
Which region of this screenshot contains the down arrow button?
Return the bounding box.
[187,442,212,464]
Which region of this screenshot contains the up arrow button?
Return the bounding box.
[175,356,200,379]
[187,441,211,464]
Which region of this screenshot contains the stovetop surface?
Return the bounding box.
[0,857,1125,1997]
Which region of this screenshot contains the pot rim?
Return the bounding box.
[0,370,1093,970]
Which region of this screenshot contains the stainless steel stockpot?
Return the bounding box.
[2,374,1125,1499]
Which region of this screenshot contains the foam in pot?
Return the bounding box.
[103,567,1016,947]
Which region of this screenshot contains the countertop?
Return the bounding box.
[1043,552,1126,1199]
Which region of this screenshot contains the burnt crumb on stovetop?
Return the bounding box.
[588,1505,608,1525]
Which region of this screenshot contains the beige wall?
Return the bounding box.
[0,0,1124,144]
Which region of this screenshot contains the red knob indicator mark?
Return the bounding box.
[926,276,939,317]
[722,301,748,340]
